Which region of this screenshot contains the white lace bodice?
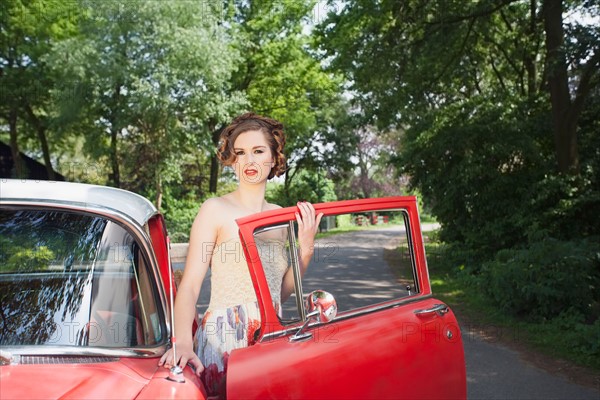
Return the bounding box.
[207,237,289,311]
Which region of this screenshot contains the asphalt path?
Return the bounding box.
[176,226,600,399]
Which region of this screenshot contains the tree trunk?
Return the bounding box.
[36,127,55,181]
[359,163,371,198]
[283,166,292,203]
[24,104,56,180]
[208,123,221,193]
[524,0,538,98]
[8,108,26,179]
[110,125,120,187]
[109,83,122,187]
[156,173,163,211]
[542,0,578,174]
[209,154,219,194]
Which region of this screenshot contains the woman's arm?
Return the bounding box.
[158,198,220,376]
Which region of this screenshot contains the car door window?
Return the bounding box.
[252,209,418,324]
[252,224,297,322]
[0,209,166,348]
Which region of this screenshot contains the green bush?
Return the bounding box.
[4,246,55,272]
[528,172,600,240]
[335,214,353,229]
[266,170,337,206]
[479,237,600,320]
[533,310,600,369]
[398,97,551,260]
[162,195,201,243]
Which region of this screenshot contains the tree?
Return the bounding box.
[215,0,350,197]
[51,0,244,205]
[399,97,552,254]
[316,0,600,174]
[267,168,337,206]
[542,0,599,173]
[0,0,79,179]
[346,125,405,199]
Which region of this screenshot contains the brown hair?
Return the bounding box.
[217,113,287,179]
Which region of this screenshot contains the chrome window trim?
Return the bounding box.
[287,221,306,321]
[0,180,157,227]
[0,344,168,359]
[253,224,288,236]
[0,201,170,357]
[402,211,420,294]
[260,295,432,342]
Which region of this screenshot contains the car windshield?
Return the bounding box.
[0,208,165,348]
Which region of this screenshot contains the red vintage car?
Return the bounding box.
[0,179,466,399]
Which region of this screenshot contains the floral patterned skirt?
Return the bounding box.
[195,302,261,398]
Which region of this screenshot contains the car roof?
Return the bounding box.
[0,179,158,226]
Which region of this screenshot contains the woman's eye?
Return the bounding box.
[254,150,264,154]
[235,151,244,156]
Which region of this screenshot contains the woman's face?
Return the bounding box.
[232,129,274,184]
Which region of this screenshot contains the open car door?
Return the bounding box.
[227,197,466,399]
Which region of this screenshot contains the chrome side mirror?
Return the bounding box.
[305,290,337,323]
[290,290,337,342]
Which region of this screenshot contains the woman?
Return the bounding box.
[158,113,323,396]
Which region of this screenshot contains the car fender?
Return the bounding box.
[135,367,207,400]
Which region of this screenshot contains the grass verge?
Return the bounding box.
[424,238,600,385]
[315,222,399,240]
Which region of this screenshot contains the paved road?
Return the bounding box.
[174,226,600,399]
[463,330,599,399]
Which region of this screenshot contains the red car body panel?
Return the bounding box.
[1,360,149,399]
[135,368,207,399]
[148,214,199,336]
[0,359,206,399]
[228,197,467,399]
[148,215,177,307]
[228,297,465,399]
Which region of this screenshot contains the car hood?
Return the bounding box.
[0,359,152,399]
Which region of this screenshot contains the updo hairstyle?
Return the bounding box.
[217,113,287,179]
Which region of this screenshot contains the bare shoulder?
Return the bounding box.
[192,197,229,227]
[264,202,282,211]
[199,196,226,212]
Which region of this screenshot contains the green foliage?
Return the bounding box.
[2,0,359,204]
[479,237,600,321]
[428,237,600,370]
[0,0,81,178]
[223,0,350,196]
[267,169,337,206]
[522,89,600,240]
[528,172,600,240]
[3,246,54,273]
[316,0,549,126]
[399,97,552,258]
[533,87,600,237]
[335,214,353,229]
[162,193,201,243]
[49,0,245,196]
[538,311,600,368]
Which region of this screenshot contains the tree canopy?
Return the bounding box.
[2,0,598,249]
[316,0,599,173]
